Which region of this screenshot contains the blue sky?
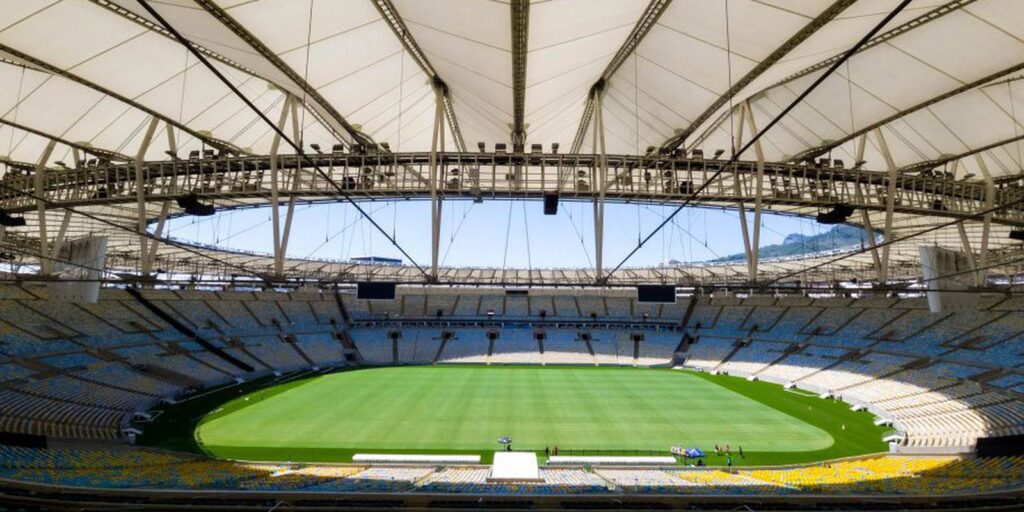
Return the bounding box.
[163,199,828,269]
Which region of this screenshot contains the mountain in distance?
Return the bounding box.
[710,224,870,263]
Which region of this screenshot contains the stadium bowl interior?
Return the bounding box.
[1,0,1024,511]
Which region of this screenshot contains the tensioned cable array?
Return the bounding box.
[134,0,429,280]
[603,0,914,283]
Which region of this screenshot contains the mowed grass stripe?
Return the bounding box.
[197,366,837,456]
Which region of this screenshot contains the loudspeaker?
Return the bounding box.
[543,193,558,215]
[176,194,216,216]
[0,210,26,227]
[816,203,855,224]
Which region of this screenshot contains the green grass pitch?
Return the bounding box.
[185,366,887,466]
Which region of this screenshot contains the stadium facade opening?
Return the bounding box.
[0,0,1022,510]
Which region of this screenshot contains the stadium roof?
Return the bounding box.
[0,0,1021,173]
[0,0,1022,286]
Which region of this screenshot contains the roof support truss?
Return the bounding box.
[510,0,530,150]
[901,132,1024,173]
[570,0,672,153]
[190,0,368,148]
[0,116,131,163]
[0,44,244,155]
[662,0,856,151]
[688,0,979,152]
[372,0,467,152]
[792,61,1024,162]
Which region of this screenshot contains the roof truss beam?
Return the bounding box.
[661,0,856,151]
[900,132,1024,173]
[0,117,131,163]
[0,44,244,156]
[510,0,529,149]
[371,0,467,152]
[189,0,368,148]
[687,0,979,152]
[792,61,1024,163]
[570,0,672,153]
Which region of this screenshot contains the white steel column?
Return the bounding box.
[34,140,56,275]
[279,100,304,267]
[50,210,72,267]
[975,154,994,285]
[875,128,898,284]
[734,103,753,280]
[737,202,753,278]
[165,124,177,157]
[270,95,292,277]
[135,117,160,277]
[957,223,979,286]
[593,90,607,282]
[142,201,171,276]
[429,88,445,281]
[745,102,765,282]
[854,134,882,273]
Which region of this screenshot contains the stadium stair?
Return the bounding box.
[752,343,804,378]
[712,340,747,372]
[226,339,273,371]
[680,295,699,328]
[793,351,857,385]
[125,289,253,373]
[132,363,203,389]
[432,336,448,364]
[284,335,317,367]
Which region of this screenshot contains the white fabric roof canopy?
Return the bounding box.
[0,0,1020,181]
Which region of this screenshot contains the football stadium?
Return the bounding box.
[0,0,1023,510]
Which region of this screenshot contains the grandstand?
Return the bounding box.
[1,0,1024,510]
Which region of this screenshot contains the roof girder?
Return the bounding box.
[791,61,1024,163]
[0,116,131,163]
[661,0,857,151]
[687,0,981,153]
[569,0,673,154]
[0,43,245,156]
[370,0,467,152]
[510,0,529,149]
[188,0,369,148]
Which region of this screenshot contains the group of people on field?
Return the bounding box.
[714,443,744,467]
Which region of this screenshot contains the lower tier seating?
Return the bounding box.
[4,445,1019,496]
